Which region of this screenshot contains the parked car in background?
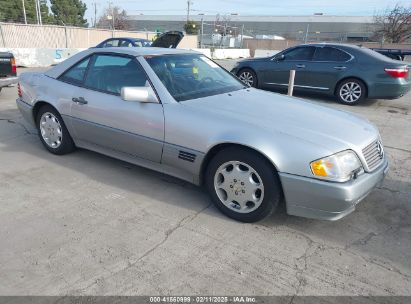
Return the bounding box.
[0,52,18,93]
[95,31,184,49]
[371,48,411,61]
[232,43,411,105]
[96,37,152,48]
[16,45,388,222]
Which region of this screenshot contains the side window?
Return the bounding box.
[284,47,315,61]
[119,40,133,47]
[313,47,351,62]
[59,57,90,85]
[104,39,120,47]
[84,54,148,95]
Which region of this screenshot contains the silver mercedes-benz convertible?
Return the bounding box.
[16,46,388,222]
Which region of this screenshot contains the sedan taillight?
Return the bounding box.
[17,83,22,98]
[384,68,409,78]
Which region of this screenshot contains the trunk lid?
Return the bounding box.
[150,31,184,48]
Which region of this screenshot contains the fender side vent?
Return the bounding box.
[178,151,196,163]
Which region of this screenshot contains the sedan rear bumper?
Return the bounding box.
[368,81,411,99]
[279,159,389,221]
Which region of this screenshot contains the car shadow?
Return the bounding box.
[264,88,382,108]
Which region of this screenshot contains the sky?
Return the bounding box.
[81,0,405,23]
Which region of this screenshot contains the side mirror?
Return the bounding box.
[121,86,159,103]
[275,54,285,61]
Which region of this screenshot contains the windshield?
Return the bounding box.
[145,54,245,101]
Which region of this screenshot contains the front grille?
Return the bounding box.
[362,140,384,171]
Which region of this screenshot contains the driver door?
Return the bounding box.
[67,53,164,162]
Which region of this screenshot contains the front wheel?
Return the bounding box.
[205,147,282,222]
[238,68,258,88]
[336,78,366,105]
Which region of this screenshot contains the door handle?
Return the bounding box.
[334,66,347,70]
[72,97,88,105]
[296,64,306,69]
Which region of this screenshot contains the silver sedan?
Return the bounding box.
[16,47,388,222]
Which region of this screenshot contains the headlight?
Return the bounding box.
[310,150,363,182]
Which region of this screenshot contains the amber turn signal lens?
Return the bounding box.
[310,160,331,177]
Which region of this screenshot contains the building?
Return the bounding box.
[127,14,376,42]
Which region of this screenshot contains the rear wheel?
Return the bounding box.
[206,147,282,222]
[336,78,366,105]
[36,105,75,155]
[238,68,258,88]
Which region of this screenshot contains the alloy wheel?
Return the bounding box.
[39,112,63,148]
[239,71,254,86]
[339,82,362,103]
[214,160,264,214]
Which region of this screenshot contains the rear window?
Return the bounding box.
[313,47,351,62]
[283,46,316,61]
[59,57,90,85]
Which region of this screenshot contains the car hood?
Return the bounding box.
[182,88,378,153]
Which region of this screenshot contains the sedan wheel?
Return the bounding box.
[238,69,257,87]
[214,161,264,214]
[40,112,63,148]
[36,105,75,155]
[336,79,366,105]
[206,147,282,222]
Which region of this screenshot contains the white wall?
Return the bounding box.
[0,48,85,67]
[212,49,250,60]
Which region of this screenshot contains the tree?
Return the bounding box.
[96,6,130,30]
[50,0,88,27]
[0,0,54,24]
[373,4,411,43]
[184,21,199,34]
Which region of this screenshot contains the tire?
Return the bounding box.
[336,78,367,105]
[237,68,258,88]
[205,147,282,223]
[36,105,75,155]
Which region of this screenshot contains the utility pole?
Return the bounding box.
[186,0,192,22]
[93,2,97,27]
[38,0,43,25]
[34,0,42,25]
[110,1,115,30]
[22,0,27,24]
[108,1,115,31]
[200,17,204,48]
[34,0,39,25]
[241,24,244,48]
[304,24,310,44]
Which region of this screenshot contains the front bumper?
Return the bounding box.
[0,76,18,88]
[279,159,389,221]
